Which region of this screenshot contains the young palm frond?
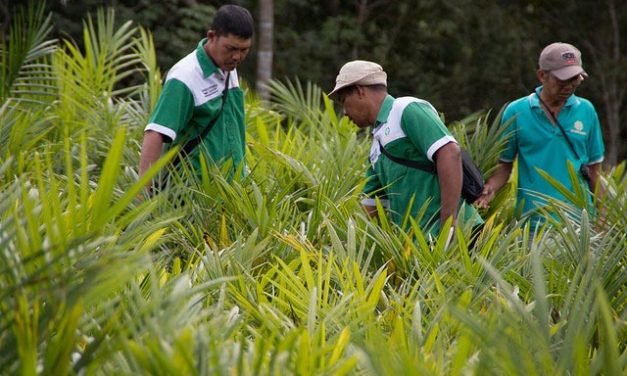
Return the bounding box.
[440,163,626,375]
[51,8,143,129]
[121,26,163,135]
[0,1,57,103]
[447,213,624,375]
[451,106,518,224]
[0,105,53,178]
[535,165,626,312]
[0,127,174,374]
[449,105,511,177]
[267,78,324,129]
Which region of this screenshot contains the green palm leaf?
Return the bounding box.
[0,2,56,102]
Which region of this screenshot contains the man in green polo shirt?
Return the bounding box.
[329,60,483,238]
[475,42,605,229]
[139,4,254,190]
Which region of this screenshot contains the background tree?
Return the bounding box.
[266,0,626,165]
[43,0,215,75]
[36,0,626,164]
[531,0,626,166]
[256,0,273,101]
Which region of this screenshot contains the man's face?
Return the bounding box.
[539,70,583,103]
[338,86,370,128]
[205,31,252,71]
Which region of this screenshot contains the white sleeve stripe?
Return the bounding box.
[361,198,390,208]
[588,157,604,165]
[145,123,177,141]
[426,136,457,161]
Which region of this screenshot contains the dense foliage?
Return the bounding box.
[16,0,626,164]
[1,4,625,375]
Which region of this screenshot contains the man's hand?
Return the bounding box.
[474,184,496,209]
[473,162,514,209]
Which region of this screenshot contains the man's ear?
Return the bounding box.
[206,30,217,41]
[355,85,365,97]
[536,69,547,82]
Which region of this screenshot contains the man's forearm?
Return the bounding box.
[586,163,603,196]
[362,204,378,219]
[435,143,463,224]
[139,131,164,189]
[484,162,513,193]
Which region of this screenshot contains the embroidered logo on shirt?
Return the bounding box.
[384,127,390,135]
[570,120,587,135]
[201,84,219,97]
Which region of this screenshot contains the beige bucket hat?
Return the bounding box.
[328,60,387,97]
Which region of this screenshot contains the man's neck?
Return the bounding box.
[368,92,388,125]
[539,91,566,116]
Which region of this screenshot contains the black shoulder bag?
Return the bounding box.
[159,71,231,189]
[537,94,591,182]
[377,140,484,204]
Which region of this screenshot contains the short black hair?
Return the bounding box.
[336,84,386,97]
[364,84,387,92]
[211,5,254,39]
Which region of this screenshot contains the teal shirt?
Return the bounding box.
[146,39,246,175]
[363,95,483,235]
[500,86,605,225]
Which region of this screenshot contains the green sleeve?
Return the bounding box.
[401,102,455,160]
[148,78,194,142]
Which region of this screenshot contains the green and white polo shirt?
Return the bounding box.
[363,95,483,235]
[146,38,246,174]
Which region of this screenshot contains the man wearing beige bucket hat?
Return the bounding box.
[329,60,483,237]
[475,42,605,229]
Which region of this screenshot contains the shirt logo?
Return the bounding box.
[201,84,219,97]
[385,127,390,135]
[570,120,587,135]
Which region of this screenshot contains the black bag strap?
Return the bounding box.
[537,94,581,161]
[377,140,436,173]
[173,71,231,167]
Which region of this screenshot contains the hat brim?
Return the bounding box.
[328,69,388,98]
[327,82,351,98]
[552,65,588,80]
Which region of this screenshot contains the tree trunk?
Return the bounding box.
[256,0,273,102]
[580,0,625,167]
[603,0,625,167]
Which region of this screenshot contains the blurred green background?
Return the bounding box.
[3,0,624,165]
